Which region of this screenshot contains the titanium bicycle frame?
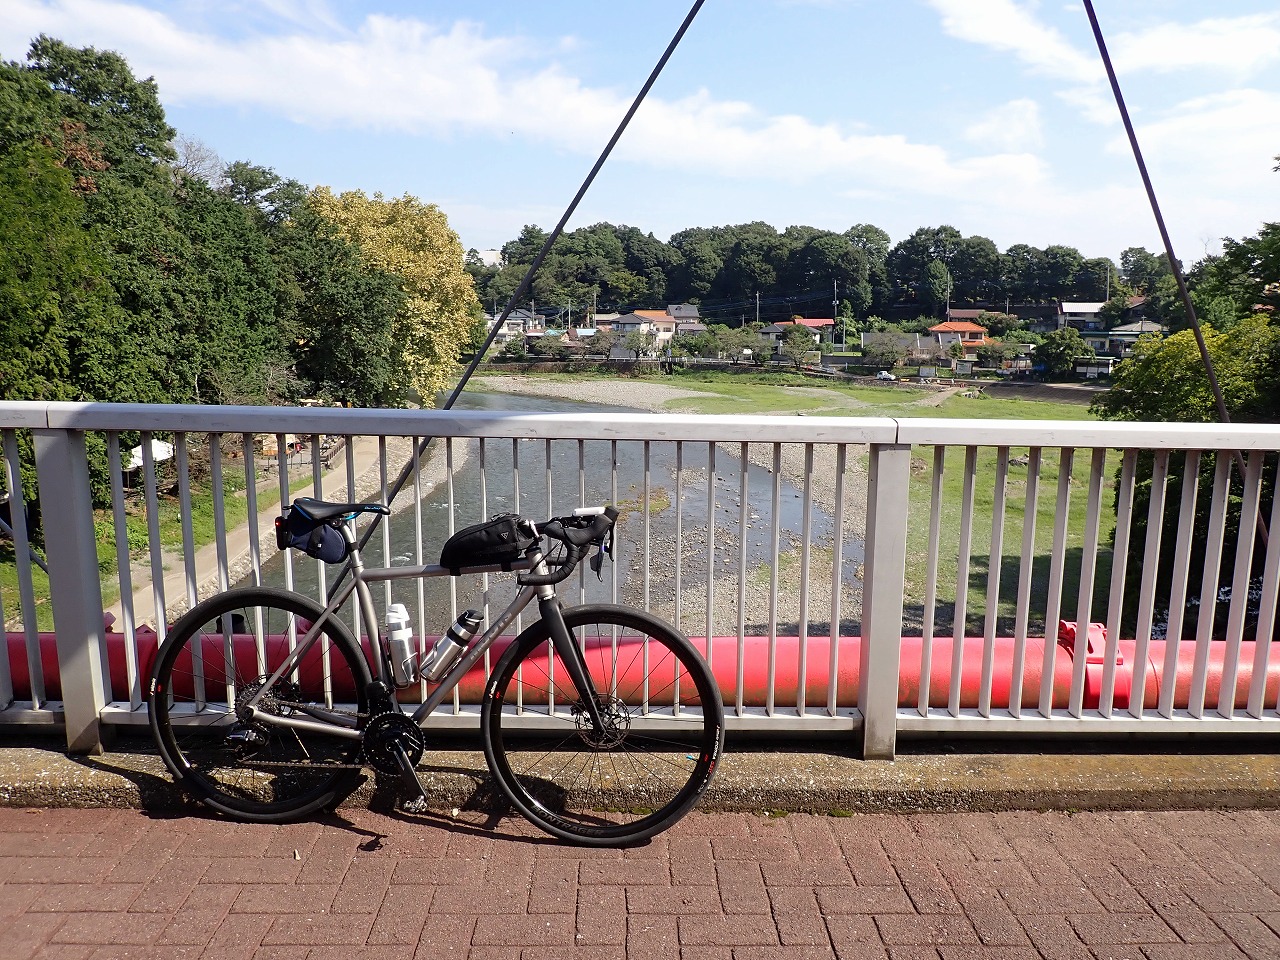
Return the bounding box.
[237,518,610,741]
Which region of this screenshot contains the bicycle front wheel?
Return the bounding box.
[482,603,725,846]
[148,586,373,823]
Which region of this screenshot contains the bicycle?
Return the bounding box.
[147,497,725,846]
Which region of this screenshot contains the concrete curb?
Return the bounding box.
[3,738,1279,817]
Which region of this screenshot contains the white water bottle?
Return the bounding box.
[384,603,417,687]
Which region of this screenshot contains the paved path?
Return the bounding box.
[3,805,1279,959]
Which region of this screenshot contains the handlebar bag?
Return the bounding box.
[274,506,350,564]
[440,514,535,574]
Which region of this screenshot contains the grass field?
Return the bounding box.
[644,371,1112,635]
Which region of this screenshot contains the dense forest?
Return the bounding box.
[466,220,1232,333]
[0,36,482,417]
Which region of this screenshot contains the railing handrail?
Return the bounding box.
[5,400,1280,451]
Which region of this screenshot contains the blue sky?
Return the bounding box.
[4,1,1278,266]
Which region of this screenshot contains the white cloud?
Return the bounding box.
[964,98,1043,151]
[1,0,1048,202]
[1112,14,1280,77]
[924,0,1099,84]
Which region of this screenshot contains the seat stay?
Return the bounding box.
[241,577,359,712]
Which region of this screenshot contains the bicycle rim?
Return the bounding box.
[483,604,724,845]
[149,587,372,822]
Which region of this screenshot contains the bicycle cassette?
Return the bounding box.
[362,712,426,777]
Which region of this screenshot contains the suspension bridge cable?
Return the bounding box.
[1082,0,1266,545]
[339,0,709,569]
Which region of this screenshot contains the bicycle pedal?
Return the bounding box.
[401,795,431,815]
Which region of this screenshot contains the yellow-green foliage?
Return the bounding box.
[310,188,480,404]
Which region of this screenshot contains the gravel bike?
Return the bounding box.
[147,498,724,846]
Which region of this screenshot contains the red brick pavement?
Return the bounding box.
[2,805,1280,959]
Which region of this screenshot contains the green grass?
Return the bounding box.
[903,446,1120,638]
[4,457,319,632]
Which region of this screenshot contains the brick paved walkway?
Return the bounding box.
[3,805,1279,959]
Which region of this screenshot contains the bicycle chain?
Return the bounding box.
[232,704,372,771]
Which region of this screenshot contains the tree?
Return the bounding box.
[23,35,176,187]
[1091,316,1280,638]
[1091,317,1280,424]
[0,143,114,405]
[1075,257,1116,301]
[922,260,953,317]
[1041,245,1084,298]
[309,188,481,404]
[1120,246,1172,294]
[861,330,907,369]
[975,311,1024,338]
[588,329,619,357]
[950,235,1002,303]
[1191,223,1280,323]
[1035,326,1092,379]
[623,329,657,359]
[1002,244,1047,302]
[779,325,816,368]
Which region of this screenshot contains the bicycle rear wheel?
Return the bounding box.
[148,586,372,822]
[482,603,725,846]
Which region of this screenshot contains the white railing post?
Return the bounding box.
[859,442,912,759]
[33,428,110,754]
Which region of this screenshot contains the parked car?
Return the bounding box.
[876,371,897,381]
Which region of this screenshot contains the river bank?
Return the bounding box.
[471,374,871,633]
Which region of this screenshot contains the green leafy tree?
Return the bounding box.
[975,311,1023,337]
[1035,326,1092,380]
[1092,316,1280,639]
[779,325,816,368]
[0,143,114,405]
[922,260,953,317]
[1091,317,1280,423]
[1191,223,1280,322]
[861,330,907,369]
[623,329,657,359]
[1120,246,1173,294]
[22,35,175,187]
[310,187,481,403]
[1002,244,1047,302]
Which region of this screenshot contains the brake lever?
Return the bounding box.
[589,528,613,580]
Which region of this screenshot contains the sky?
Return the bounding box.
[3,0,1278,267]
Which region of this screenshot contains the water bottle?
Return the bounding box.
[421,609,483,682]
[384,603,417,687]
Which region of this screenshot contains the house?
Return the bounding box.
[762,318,835,348]
[860,330,934,361]
[1059,302,1106,332]
[666,304,701,322]
[928,320,989,361]
[486,313,527,344]
[612,311,657,336]
[675,321,707,336]
[1093,319,1166,357]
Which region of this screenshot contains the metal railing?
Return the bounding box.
[4,401,1280,757]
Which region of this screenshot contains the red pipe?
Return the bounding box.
[9,622,1280,711]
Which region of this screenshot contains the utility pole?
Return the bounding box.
[755,291,759,326]
[832,279,840,351]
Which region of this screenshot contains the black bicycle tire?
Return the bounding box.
[481,603,724,846]
[148,586,372,823]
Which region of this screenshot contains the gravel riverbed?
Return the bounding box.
[472,375,870,634]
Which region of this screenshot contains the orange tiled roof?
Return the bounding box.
[929,321,987,333]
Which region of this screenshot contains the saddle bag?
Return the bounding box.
[274,505,350,564]
[439,514,535,574]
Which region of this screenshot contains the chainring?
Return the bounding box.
[362,712,426,776]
